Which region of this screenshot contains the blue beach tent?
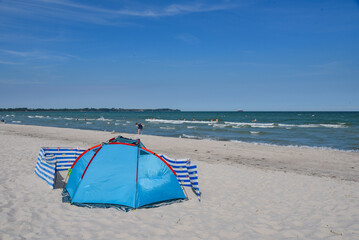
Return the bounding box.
[65,136,186,209]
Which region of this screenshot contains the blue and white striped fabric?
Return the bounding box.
[160,155,201,201]
[34,147,85,189]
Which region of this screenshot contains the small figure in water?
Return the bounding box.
[253,118,257,123]
[136,123,143,135]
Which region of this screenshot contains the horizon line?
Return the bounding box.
[0,107,358,112]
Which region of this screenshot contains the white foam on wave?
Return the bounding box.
[146,119,213,125]
[229,140,358,152]
[160,126,175,130]
[279,123,315,128]
[225,122,276,128]
[28,115,45,119]
[320,124,348,128]
[187,126,197,129]
[12,121,21,123]
[213,124,227,128]
[250,131,260,134]
[225,121,348,129]
[97,116,112,121]
[182,134,201,139]
[86,122,92,124]
[278,123,348,128]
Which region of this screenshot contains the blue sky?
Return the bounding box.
[0,0,358,111]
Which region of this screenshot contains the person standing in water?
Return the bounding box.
[136,123,143,135]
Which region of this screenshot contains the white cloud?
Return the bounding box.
[0,49,77,61]
[176,33,200,45]
[0,0,235,25]
[1,49,32,57]
[0,60,21,65]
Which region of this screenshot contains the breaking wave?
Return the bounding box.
[250,131,261,134]
[226,122,348,129]
[182,134,201,139]
[97,116,112,121]
[278,123,348,128]
[160,126,176,130]
[146,119,213,124]
[146,119,348,129]
[225,122,276,128]
[28,115,47,119]
[229,140,359,152]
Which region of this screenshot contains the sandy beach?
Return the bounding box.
[1,124,359,239]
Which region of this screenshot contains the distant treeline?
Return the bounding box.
[0,108,181,112]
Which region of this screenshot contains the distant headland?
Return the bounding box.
[0,108,181,112]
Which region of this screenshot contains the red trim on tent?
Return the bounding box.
[70,144,101,169]
[141,147,177,176]
[81,146,102,179]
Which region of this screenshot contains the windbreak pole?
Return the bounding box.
[134,139,140,208]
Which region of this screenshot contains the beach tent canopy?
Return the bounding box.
[65,137,186,209]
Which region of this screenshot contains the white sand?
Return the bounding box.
[1,124,359,239]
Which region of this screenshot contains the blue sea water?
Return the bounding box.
[1,111,358,151]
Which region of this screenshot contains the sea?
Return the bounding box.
[1,111,358,152]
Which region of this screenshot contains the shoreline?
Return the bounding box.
[2,123,358,182]
[4,122,359,153]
